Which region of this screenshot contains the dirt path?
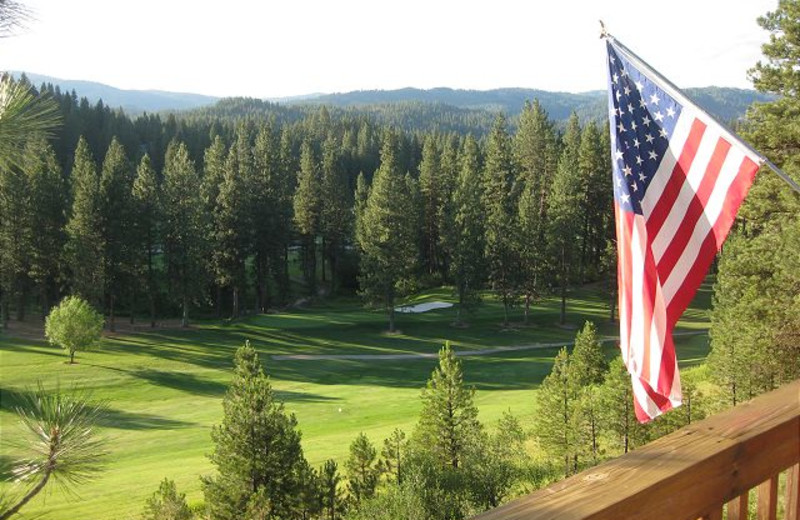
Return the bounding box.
[271,330,708,361]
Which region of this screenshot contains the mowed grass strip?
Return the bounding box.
[0,284,711,519]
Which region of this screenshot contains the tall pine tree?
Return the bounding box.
[356,131,418,332]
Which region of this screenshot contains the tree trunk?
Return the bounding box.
[130,284,136,325]
[181,296,189,328]
[1,286,8,330]
[524,294,531,325]
[40,282,49,321]
[232,286,239,319]
[215,285,222,319]
[147,243,156,328]
[70,349,75,364]
[0,458,53,520]
[321,236,327,283]
[109,293,116,332]
[16,284,25,321]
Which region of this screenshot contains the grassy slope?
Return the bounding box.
[0,284,711,519]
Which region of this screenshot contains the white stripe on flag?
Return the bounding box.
[662,146,746,305]
[651,124,721,262]
[629,215,647,377]
[641,112,694,215]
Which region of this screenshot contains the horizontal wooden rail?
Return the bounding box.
[473,379,800,520]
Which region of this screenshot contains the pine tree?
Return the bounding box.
[202,341,308,520]
[515,100,558,323]
[23,136,67,318]
[483,115,520,325]
[448,135,485,325]
[535,347,580,476]
[418,135,443,279]
[414,342,481,469]
[131,154,161,328]
[355,131,418,332]
[293,140,322,296]
[707,0,800,405]
[345,432,379,505]
[213,129,252,318]
[65,137,104,308]
[162,140,206,327]
[547,113,583,325]
[319,459,345,520]
[98,137,135,331]
[378,428,407,484]
[599,356,649,454]
[569,321,607,387]
[576,121,610,280]
[202,135,228,317]
[320,133,351,295]
[0,142,32,324]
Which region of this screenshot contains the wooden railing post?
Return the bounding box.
[726,494,748,520]
[757,476,778,520]
[787,463,800,520]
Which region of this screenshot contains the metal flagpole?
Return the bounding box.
[599,22,800,196]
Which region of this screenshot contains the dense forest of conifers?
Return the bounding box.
[0,76,614,330]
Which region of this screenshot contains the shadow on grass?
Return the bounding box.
[1,387,195,431]
[97,408,195,431]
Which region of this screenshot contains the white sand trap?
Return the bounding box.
[395,301,453,314]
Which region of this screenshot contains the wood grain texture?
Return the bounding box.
[757,476,777,520]
[472,380,800,520]
[725,493,748,520]
[786,464,800,520]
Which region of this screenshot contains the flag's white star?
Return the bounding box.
[617,121,626,133]
[659,128,669,138]
[610,55,616,64]
[621,68,629,77]
[627,103,634,113]
[619,107,626,116]
[631,120,638,131]
[666,106,676,118]
[624,86,631,96]
[613,73,619,84]
[616,90,622,101]
[648,150,658,160]
[621,193,631,204]
[636,155,644,165]
[633,138,641,148]
[616,176,623,188]
[615,149,624,160]
[631,182,638,192]
[654,111,665,122]
[639,172,647,182]
[645,133,655,144]
[639,98,647,109]
[650,93,660,105]
[642,115,651,126]
[635,81,644,91]
[623,165,633,176]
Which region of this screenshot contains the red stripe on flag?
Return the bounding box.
[633,376,674,422]
[656,138,731,282]
[646,119,706,239]
[615,204,634,361]
[666,156,760,325]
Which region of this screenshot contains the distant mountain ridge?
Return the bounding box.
[15,72,774,126]
[14,72,220,114]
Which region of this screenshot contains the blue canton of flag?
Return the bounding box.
[607,42,682,215]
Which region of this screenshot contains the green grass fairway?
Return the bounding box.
[0,285,711,519]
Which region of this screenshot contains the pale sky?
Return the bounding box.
[1,0,778,98]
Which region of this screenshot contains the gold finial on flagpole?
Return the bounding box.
[599,20,609,39]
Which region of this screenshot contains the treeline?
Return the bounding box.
[0,77,614,330]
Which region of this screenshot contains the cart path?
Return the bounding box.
[271,330,707,361]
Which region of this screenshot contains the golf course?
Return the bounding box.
[0,285,712,520]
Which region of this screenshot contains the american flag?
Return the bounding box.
[605,39,762,422]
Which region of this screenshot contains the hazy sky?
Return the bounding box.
[2,0,777,98]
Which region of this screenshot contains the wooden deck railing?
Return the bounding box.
[474,379,800,520]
